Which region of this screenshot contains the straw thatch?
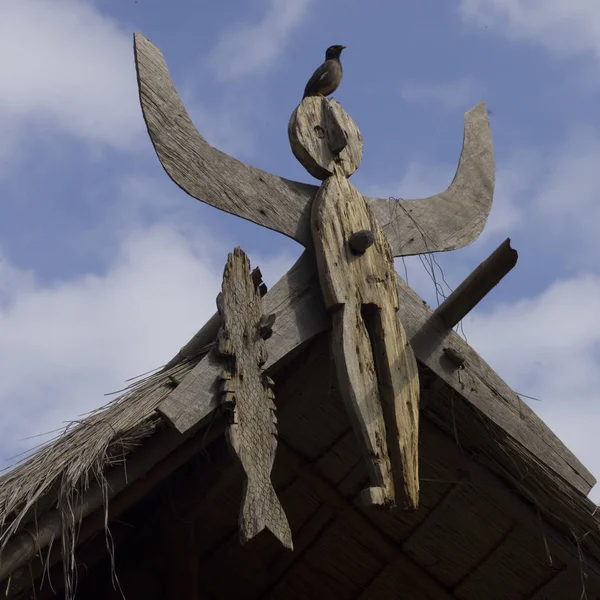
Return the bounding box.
[0,345,208,598]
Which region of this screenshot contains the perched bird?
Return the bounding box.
[303,45,347,99]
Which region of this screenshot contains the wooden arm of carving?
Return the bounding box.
[134,33,495,257]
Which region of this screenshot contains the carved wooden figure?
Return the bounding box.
[217,248,293,549]
[132,33,499,513]
[289,98,420,508]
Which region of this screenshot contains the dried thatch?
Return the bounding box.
[0,345,208,598]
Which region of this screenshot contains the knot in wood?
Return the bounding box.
[348,229,375,255]
[288,96,363,180]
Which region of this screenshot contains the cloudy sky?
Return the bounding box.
[1,0,599,501]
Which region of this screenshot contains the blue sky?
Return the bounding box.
[1,0,600,501]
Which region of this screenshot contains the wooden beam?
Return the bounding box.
[134,33,495,258]
[163,523,201,600]
[434,238,518,328]
[418,420,600,581]
[299,97,421,509]
[526,566,581,599]
[402,484,462,553]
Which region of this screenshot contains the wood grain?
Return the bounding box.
[217,248,292,549]
[157,252,329,432]
[288,96,362,180]
[311,174,420,509]
[133,33,495,258]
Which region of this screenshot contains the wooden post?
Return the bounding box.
[289,97,420,510]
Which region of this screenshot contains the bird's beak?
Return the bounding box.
[342,45,347,49]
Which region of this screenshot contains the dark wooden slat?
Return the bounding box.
[273,442,457,600]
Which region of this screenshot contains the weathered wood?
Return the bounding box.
[442,346,465,368]
[163,524,201,600]
[435,237,518,328]
[157,252,329,432]
[216,248,293,550]
[416,420,600,584]
[157,251,595,496]
[288,96,362,180]
[295,93,420,511]
[367,101,496,258]
[527,567,581,599]
[133,33,495,257]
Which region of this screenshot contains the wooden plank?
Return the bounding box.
[356,559,441,600]
[133,33,495,257]
[418,419,600,582]
[404,272,595,495]
[526,567,589,600]
[367,100,495,258]
[403,483,514,588]
[454,526,564,600]
[158,252,594,495]
[288,96,362,180]
[435,238,518,328]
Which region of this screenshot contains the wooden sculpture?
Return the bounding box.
[131,32,519,544]
[216,248,293,549]
[289,98,420,508]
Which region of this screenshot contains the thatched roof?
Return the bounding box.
[1,324,600,599]
[0,348,205,598]
[1,261,600,599]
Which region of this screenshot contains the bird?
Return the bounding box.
[303,45,347,99]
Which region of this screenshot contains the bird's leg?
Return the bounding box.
[331,303,395,506]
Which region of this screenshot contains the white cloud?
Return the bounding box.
[459,0,600,61]
[0,0,142,153]
[464,274,600,500]
[400,78,482,111]
[208,0,314,81]
[533,128,600,262]
[0,212,296,463]
[0,225,222,456]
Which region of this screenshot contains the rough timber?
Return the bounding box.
[216,248,293,549]
[289,95,420,510]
